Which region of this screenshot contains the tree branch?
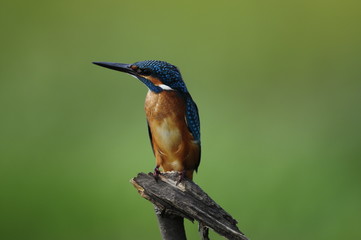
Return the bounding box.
[154,205,187,240]
[130,172,249,240]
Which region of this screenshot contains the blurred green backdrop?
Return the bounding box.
[1,0,360,239]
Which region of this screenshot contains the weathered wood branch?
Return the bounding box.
[130,172,249,240]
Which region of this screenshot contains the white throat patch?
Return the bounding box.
[158,84,174,90]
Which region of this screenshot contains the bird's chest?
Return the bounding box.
[145,90,185,120]
[145,90,187,149]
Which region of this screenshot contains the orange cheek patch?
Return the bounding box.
[144,76,162,85]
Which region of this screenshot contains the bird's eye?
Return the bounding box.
[140,68,152,75]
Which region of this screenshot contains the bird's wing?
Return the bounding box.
[184,93,201,171]
[185,94,201,142]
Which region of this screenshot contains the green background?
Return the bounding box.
[1,0,360,239]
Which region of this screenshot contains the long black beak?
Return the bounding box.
[92,62,136,75]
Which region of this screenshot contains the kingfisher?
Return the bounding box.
[93,60,201,180]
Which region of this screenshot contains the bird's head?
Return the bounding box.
[93,60,188,93]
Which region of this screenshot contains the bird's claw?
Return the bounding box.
[176,170,186,186]
[153,166,161,182]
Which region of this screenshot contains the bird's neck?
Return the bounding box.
[137,76,163,93]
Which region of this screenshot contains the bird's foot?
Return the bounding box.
[176,170,186,186]
[153,166,161,182]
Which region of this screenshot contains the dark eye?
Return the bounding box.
[141,68,152,75]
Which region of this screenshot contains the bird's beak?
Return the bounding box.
[92,62,137,76]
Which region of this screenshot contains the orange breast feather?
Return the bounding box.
[145,90,200,179]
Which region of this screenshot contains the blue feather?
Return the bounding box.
[184,94,200,142]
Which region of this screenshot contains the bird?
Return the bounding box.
[93,60,201,180]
